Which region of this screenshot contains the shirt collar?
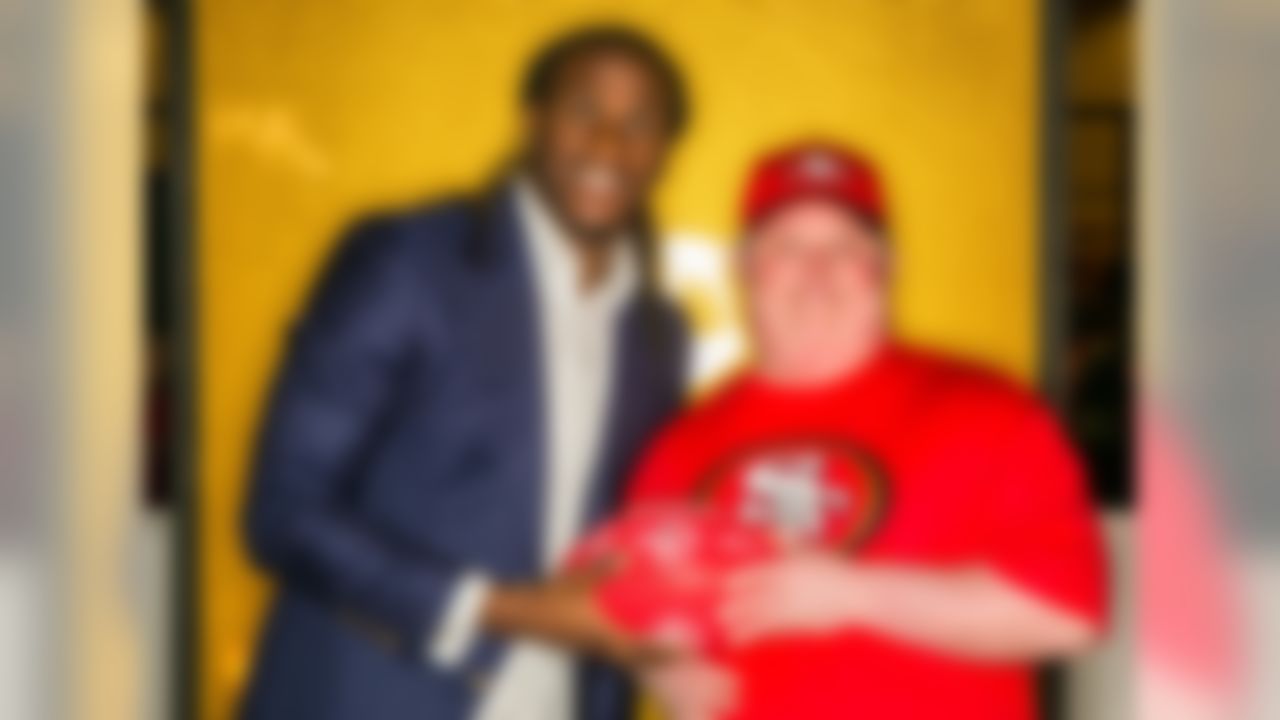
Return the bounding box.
[513,176,639,310]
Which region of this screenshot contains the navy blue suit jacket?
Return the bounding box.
[240,188,686,720]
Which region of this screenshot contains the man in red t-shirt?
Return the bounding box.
[628,142,1107,720]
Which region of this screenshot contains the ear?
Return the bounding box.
[735,236,755,270]
[520,104,540,140]
[872,240,894,283]
[735,238,760,292]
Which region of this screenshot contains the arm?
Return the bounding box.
[721,555,1098,661]
[246,221,475,661]
[481,574,656,667]
[841,563,1098,658]
[645,557,1094,720]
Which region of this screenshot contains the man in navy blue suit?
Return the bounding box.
[241,26,689,720]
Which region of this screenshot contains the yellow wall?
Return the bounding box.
[196,1,1041,717]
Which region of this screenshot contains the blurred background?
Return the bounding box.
[178,2,1135,716]
[7,0,1279,718]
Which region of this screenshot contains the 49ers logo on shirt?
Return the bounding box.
[693,436,890,552]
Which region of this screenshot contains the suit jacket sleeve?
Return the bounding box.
[244,219,461,662]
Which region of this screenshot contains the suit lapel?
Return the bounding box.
[581,300,652,529]
[471,187,549,572]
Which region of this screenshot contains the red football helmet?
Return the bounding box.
[566,502,780,655]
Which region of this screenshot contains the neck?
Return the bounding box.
[757,330,887,388]
[575,240,613,291]
[523,172,622,292]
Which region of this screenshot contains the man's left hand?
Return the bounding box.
[718,551,865,646]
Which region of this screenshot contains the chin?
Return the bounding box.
[564,211,632,241]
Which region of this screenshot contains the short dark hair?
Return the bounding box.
[521,24,690,136]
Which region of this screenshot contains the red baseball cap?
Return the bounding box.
[740,141,886,232]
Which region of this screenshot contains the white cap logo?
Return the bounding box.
[799,150,841,182]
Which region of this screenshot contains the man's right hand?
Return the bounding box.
[482,569,666,668]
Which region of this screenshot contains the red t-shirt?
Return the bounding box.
[626,344,1106,720]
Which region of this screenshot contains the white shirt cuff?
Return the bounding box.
[427,572,492,669]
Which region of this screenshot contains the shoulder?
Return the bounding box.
[312,197,487,308]
[627,379,744,500]
[650,295,687,337]
[894,344,1052,426]
[892,346,1083,473]
[300,198,478,327]
[329,197,476,267]
[651,372,752,445]
[639,294,690,354]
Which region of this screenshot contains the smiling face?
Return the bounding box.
[742,199,891,384]
[523,46,678,241]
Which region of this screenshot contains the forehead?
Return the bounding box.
[546,47,667,105]
[747,199,882,246]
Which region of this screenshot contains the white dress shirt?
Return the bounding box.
[427,179,638,720]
